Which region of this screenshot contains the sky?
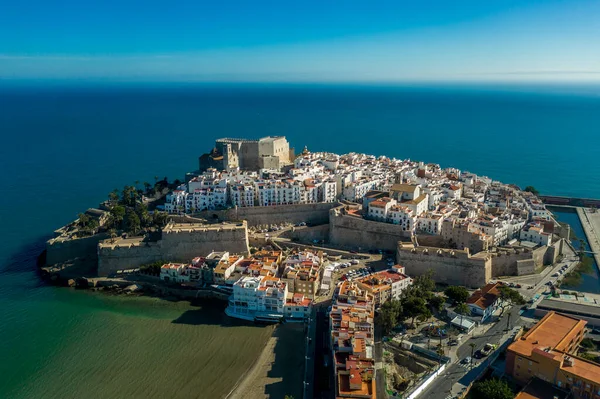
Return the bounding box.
[0,0,599,82]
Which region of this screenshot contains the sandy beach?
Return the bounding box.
[227,323,305,399]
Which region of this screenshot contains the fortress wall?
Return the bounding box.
[329,209,411,251]
[98,241,164,276]
[279,224,330,243]
[46,233,109,266]
[161,225,249,260]
[415,235,446,247]
[194,202,336,227]
[98,224,250,276]
[396,245,491,288]
[516,259,536,276]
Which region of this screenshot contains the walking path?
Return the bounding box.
[576,208,600,268]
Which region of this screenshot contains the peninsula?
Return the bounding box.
[42,135,585,399]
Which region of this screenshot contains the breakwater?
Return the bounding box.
[540,195,600,208]
[576,208,600,269]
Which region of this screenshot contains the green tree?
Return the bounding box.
[110,205,126,229]
[125,209,141,235]
[498,285,526,330]
[470,378,513,399]
[402,295,429,328]
[498,286,526,315]
[77,213,90,228]
[284,395,295,399]
[108,189,120,204]
[524,186,540,196]
[135,202,151,227]
[444,286,470,305]
[376,300,403,336]
[143,182,152,194]
[428,295,445,313]
[411,270,436,300]
[152,211,169,229]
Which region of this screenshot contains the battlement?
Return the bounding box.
[162,221,247,234]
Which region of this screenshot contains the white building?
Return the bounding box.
[225,275,289,322]
[520,222,553,246]
[230,183,256,207]
[387,206,416,232]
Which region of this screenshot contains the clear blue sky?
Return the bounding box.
[1,0,599,82]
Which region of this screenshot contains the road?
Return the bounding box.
[419,306,523,399]
[418,249,580,399]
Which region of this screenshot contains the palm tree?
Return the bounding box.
[455,303,470,331]
[469,342,476,366]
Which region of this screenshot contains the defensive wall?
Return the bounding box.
[192,202,336,227]
[279,224,330,243]
[396,244,491,288]
[97,221,249,276]
[328,206,411,251]
[396,239,565,288]
[46,232,109,266]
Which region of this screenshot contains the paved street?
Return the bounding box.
[419,306,523,399]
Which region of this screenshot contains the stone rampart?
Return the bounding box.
[46,233,109,266]
[396,244,491,288]
[97,222,249,276]
[329,207,411,251]
[279,224,330,243]
[193,202,336,226]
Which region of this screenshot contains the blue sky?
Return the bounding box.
[1,0,599,82]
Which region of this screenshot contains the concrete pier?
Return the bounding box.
[576,207,600,268]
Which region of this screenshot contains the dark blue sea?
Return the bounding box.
[1,82,600,397]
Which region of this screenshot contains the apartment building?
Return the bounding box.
[226,275,289,322]
[356,266,413,307]
[506,311,600,399]
[330,281,376,399]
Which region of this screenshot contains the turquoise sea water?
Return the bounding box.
[1,83,600,397]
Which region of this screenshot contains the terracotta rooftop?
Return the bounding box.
[508,311,586,358]
[466,282,503,310]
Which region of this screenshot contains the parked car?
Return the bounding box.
[447,340,459,346]
[552,272,559,277]
[461,356,472,364]
[350,259,359,265]
[480,343,496,356]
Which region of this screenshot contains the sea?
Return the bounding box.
[1,82,600,398]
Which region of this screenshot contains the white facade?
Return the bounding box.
[520,223,553,246]
[230,184,255,207]
[226,276,289,321]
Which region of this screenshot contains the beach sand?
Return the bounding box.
[228,323,305,399]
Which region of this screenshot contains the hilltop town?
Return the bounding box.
[43,135,598,399]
